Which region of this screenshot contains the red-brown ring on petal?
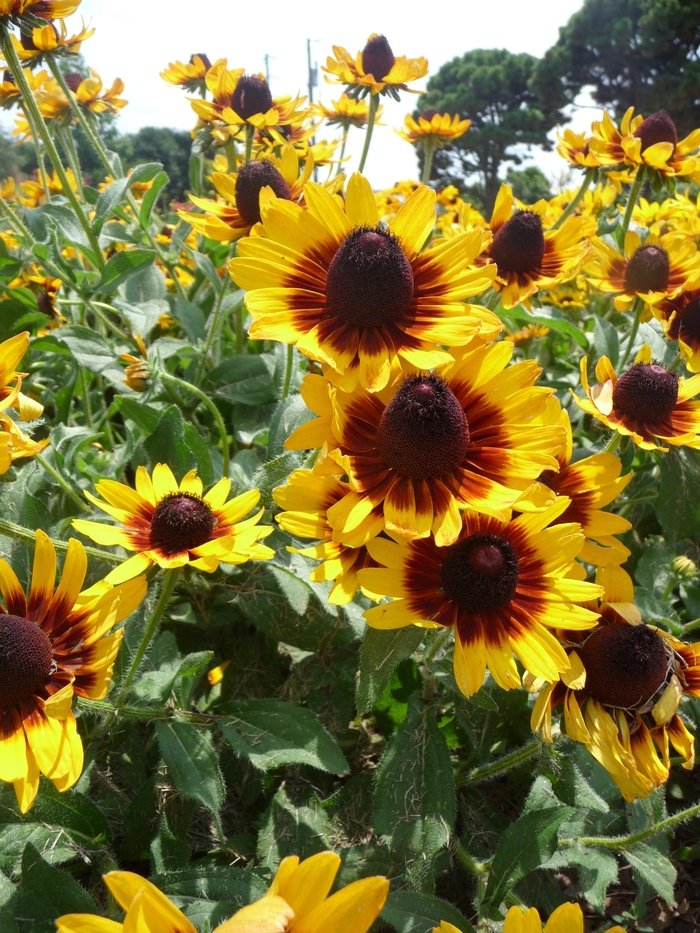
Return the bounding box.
[633,111,678,153]
[420,109,440,121]
[612,362,679,423]
[376,374,469,480]
[325,225,414,328]
[0,614,53,707]
[62,73,83,93]
[489,211,545,275]
[361,35,396,80]
[678,296,700,345]
[578,622,669,709]
[149,493,215,556]
[439,532,519,613]
[234,159,292,226]
[624,245,670,293]
[231,74,273,120]
[191,53,212,70]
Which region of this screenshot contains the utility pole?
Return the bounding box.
[306,38,317,104]
[264,53,270,84]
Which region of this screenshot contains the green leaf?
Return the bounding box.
[563,844,618,913]
[94,177,129,227]
[12,843,98,931]
[191,250,222,290]
[206,354,277,406]
[656,449,700,543]
[173,295,207,343]
[257,785,332,868]
[382,892,475,933]
[156,719,225,813]
[549,753,609,812]
[267,395,312,459]
[139,171,169,229]
[28,784,111,844]
[113,396,162,433]
[0,824,76,874]
[143,405,197,476]
[483,804,572,908]
[374,692,456,876]
[357,627,424,714]
[24,203,90,249]
[54,325,117,373]
[593,314,619,367]
[113,297,169,335]
[503,305,588,349]
[155,866,267,929]
[96,248,157,294]
[124,263,167,303]
[624,842,676,906]
[251,452,302,507]
[219,699,349,774]
[129,162,164,184]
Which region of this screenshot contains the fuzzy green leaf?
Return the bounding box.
[157,719,225,813]
[96,248,157,294]
[382,892,475,933]
[356,627,424,715]
[624,843,676,906]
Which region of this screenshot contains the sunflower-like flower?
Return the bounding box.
[590,108,700,178]
[575,344,700,451]
[471,183,588,310]
[160,53,213,92]
[5,17,93,63]
[520,398,632,566]
[274,468,384,605]
[397,109,471,146]
[586,230,700,313]
[327,341,567,546]
[555,127,602,169]
[33,69,126,123]
[359,501,602,697]
[16,166,77,205]
[315,93,382,129]
[0,331,44,422]
[435,903,623,933]
[72,464,274,584]
[0,530,146,812]
[56,851,389,933]
[653,286,700,371]
[532,565,699,801]
[0,65,46,108]
[0,0,79,22]
[229,173,499,392]
[323,33,428,99]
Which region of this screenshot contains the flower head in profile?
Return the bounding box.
[72,463,274,584]
[653,286,700,372]
[315,93,382,129]
[0,530,146,812]
[0,0,80,25]
[4,17,94,64]
[0,331,44,422]
[435,903,623,933]
[532,566,699,802]
[56,851,389,933]
[472,183,589,310]
[574,343,700,451]
[397,110,470,147]
[360,501,602,698]
[160,53,214,92]
[590,107,700,178]
[555,127,602,169]
[229,173,499,393]
[323,33,428,99]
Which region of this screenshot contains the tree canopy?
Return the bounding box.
[532,0,700,137]
[418,49,561,212]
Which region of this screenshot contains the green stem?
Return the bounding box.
[79,368,93,429]
[559,799,700,850]
[0,517,121,564]
[621,296,643,367]
[244,123,254,164]
[87,300,136,345]
[616,166,645,250]
[0,194,33,241]
[117,568,180,703]
[3,34,103,268]
[357,94,379,174]
[662,577,677,603]
[455,844,489,876]
[35,453,91,513]
[56,125,84,199]
[601,431,622,455]
[421,137,436,186]
[281,344,295,401]
[236,303,244,353]
[224,137,237,174]
[681,617,700,636]
[160,371,230,478]
[335,127,348,177]
[552,168,596,230]
[456,740,541,786]
[194,275,230,384]
[77,697,212,722]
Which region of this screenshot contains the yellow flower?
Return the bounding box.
[16,166,77,205]
[555,127,602,169]
[435,902,624,933]
[590,107,700,178]
[471,183,589,310]
[532,565,699,802]
[0,65,46,108]
[229,173,499,393]
[360,500,602,698]
[0,0,79,21]
[653,286,700,371]
[0,330,44,423]
[72,463,274,584]
[4,17,93,63]
[323,33,428,98]
[397,110,471,146]
[120,334,150,392]
[315,93,382,128]
[56,852,389,933]
[574,343,700,452]
[160,53,214,92]
[505,323,551,343]
[0,530,146,812]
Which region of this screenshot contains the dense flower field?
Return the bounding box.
[0,2,700,931]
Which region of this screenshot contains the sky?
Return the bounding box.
[10,0,603,189]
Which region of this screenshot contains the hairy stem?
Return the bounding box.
[35,452,91,513]
[456,740,541,786]
[0,517,122,564]
[357,94,379,174]
[552,168,596,230]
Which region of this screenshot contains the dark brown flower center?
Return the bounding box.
[361,35,396,80]
[3,71,15,86]
[150,493,215,556]
[624,245,670,294]
[376,374,469,480]
[231,74,273,120]
[578,623,669,709]
[191,53,212,70]
[235,159,292,226]
[489,211,545,275]
[325,226,414,328]
[63,73,83,93]
[440,533,519,614]
[633,111,677,153]
[679,296,700,344]
[420,109,440,121]
[0,614,53,708]
[612,362,679,423]
[37,289,55,317]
